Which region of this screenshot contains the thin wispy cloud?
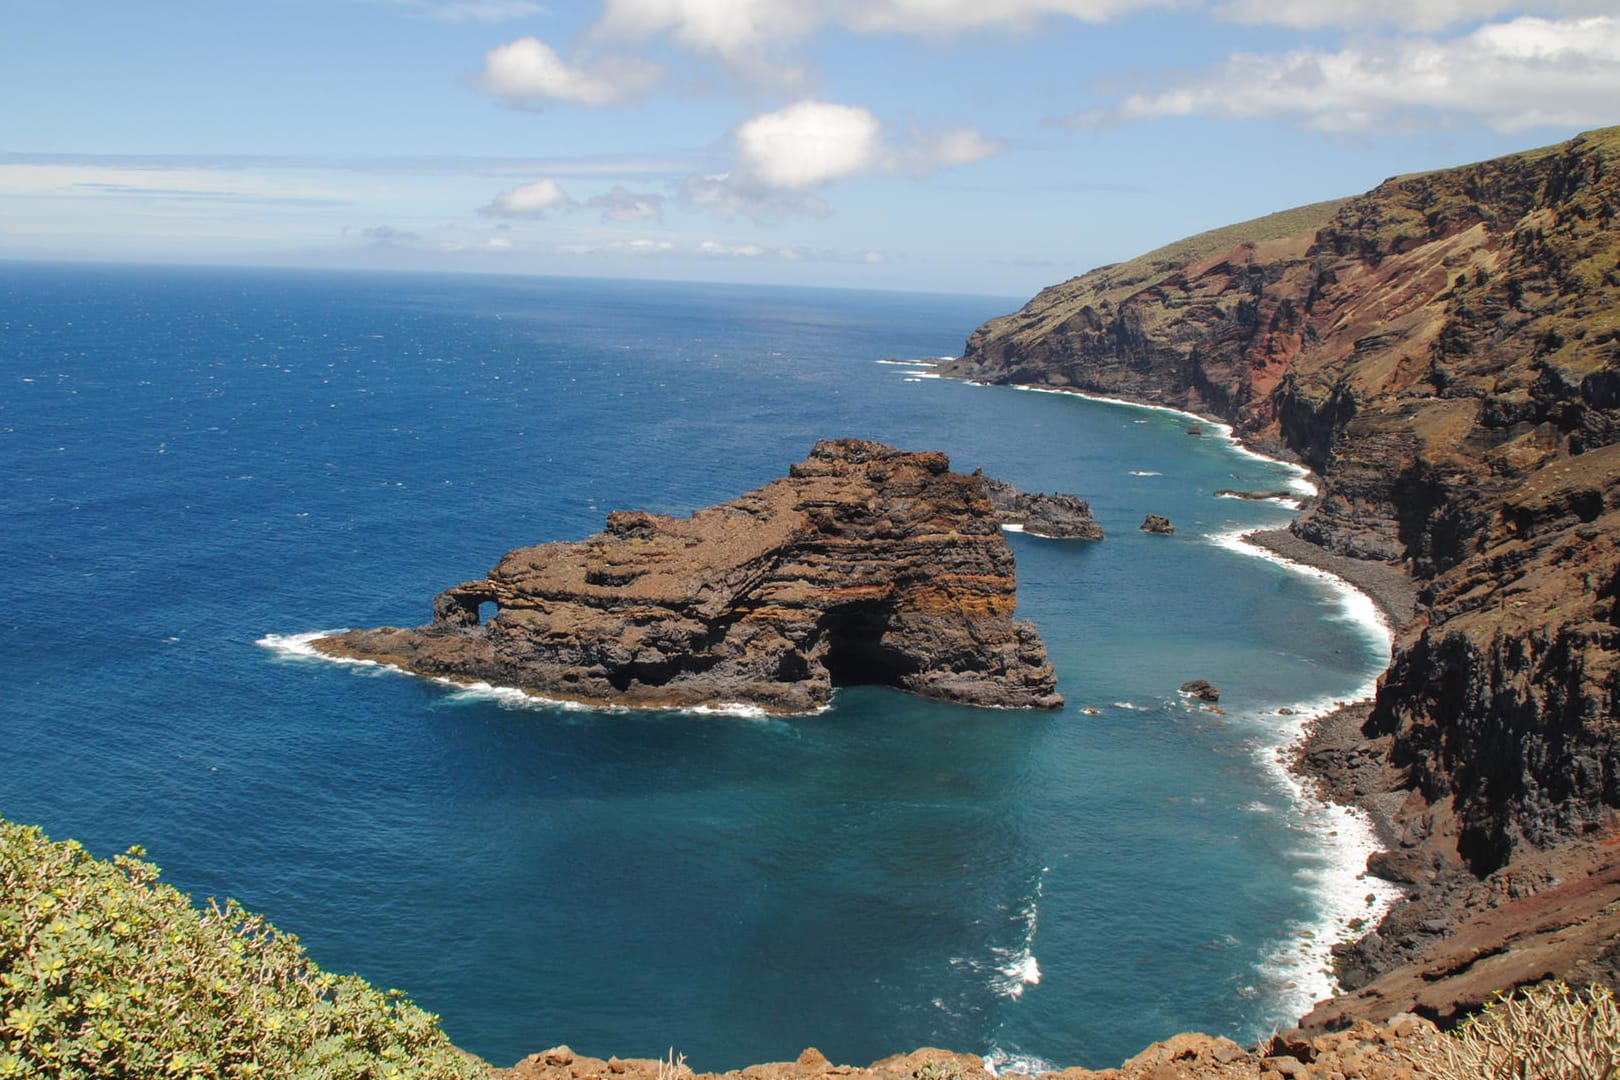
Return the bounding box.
[585,186,665,222]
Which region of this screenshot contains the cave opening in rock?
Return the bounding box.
[821,603,919,688]
[478,601,498,625]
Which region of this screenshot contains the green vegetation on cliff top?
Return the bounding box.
[0,815,487,1080]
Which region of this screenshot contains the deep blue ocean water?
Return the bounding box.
[0,262,1393,1071]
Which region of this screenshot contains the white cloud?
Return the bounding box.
[734,101,883,189]
[480,37,662,106]
[675,102,1001,222]
[594,0,1174,56]
[892,125,1002,177]
[698,239,888,263]
[700,240,768,256]
[555,238,676,254]
[1091,15,1620,133]
[1212,0,1617,31]
[678,172,831,222]
[482,177,573,216]
[585,185,665,222]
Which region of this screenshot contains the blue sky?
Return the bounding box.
[4,0,1617,295]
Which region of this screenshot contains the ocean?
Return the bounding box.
[0,262,1395,1071]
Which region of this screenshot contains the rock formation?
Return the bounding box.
[981,475,1104,539]
[315,440,1063,713]
[1139,514,1174,535]
[941,126,1620,1015]
[1180,679,1220,703]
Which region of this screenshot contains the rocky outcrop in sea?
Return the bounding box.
[316,439,1063,713]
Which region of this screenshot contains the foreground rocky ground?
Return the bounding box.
[497,1018,1439,1080]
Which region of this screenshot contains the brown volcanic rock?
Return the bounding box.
[315,439,1062,714]
[941,127,1620,1000]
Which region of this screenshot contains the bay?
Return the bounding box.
[0,262,1390,1070]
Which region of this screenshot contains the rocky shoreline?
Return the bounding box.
[931,124,1620,1054]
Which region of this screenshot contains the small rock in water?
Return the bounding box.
[1141,513,1175,534]
[1181,679,1221,702]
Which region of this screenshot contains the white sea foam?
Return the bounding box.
[989,870,1046,1001]
[1197,528,1402,1021]
[259,632,805,719]
[1000,522,1026,533]
[955,374,1395,1039]
[1128,469,1162,476]
[1204,528,1391,646]
[1216,491,1304,510]
[983,1048,1056,1077]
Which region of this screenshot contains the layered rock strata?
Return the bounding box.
[941,126,1620,1013]
[315,439,1062,713]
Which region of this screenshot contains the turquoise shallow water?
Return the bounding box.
[0,263,1391,1070]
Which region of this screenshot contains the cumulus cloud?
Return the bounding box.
[480,37,663,107]
[482,177,573,216]
[734,101,884,189]
[676,102,1001,222]
[1080,15,1620,133]
[585,185,665,222]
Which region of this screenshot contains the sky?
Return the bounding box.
[3,0,1618,296]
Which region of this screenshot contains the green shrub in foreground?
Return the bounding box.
[0,816,488,1079]
[1404,980,1620,1079]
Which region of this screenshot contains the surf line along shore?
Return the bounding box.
[925,363,1422,1017]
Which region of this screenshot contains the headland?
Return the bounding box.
[938,123,1620,1036]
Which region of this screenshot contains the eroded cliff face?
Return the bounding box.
[316,440,1062,714]
[941,127,1620,998]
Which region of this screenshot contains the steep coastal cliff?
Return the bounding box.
[942,126,1620,1021]
[316,439,1063,713]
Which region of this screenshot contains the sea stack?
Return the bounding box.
[315,439,1063,714]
